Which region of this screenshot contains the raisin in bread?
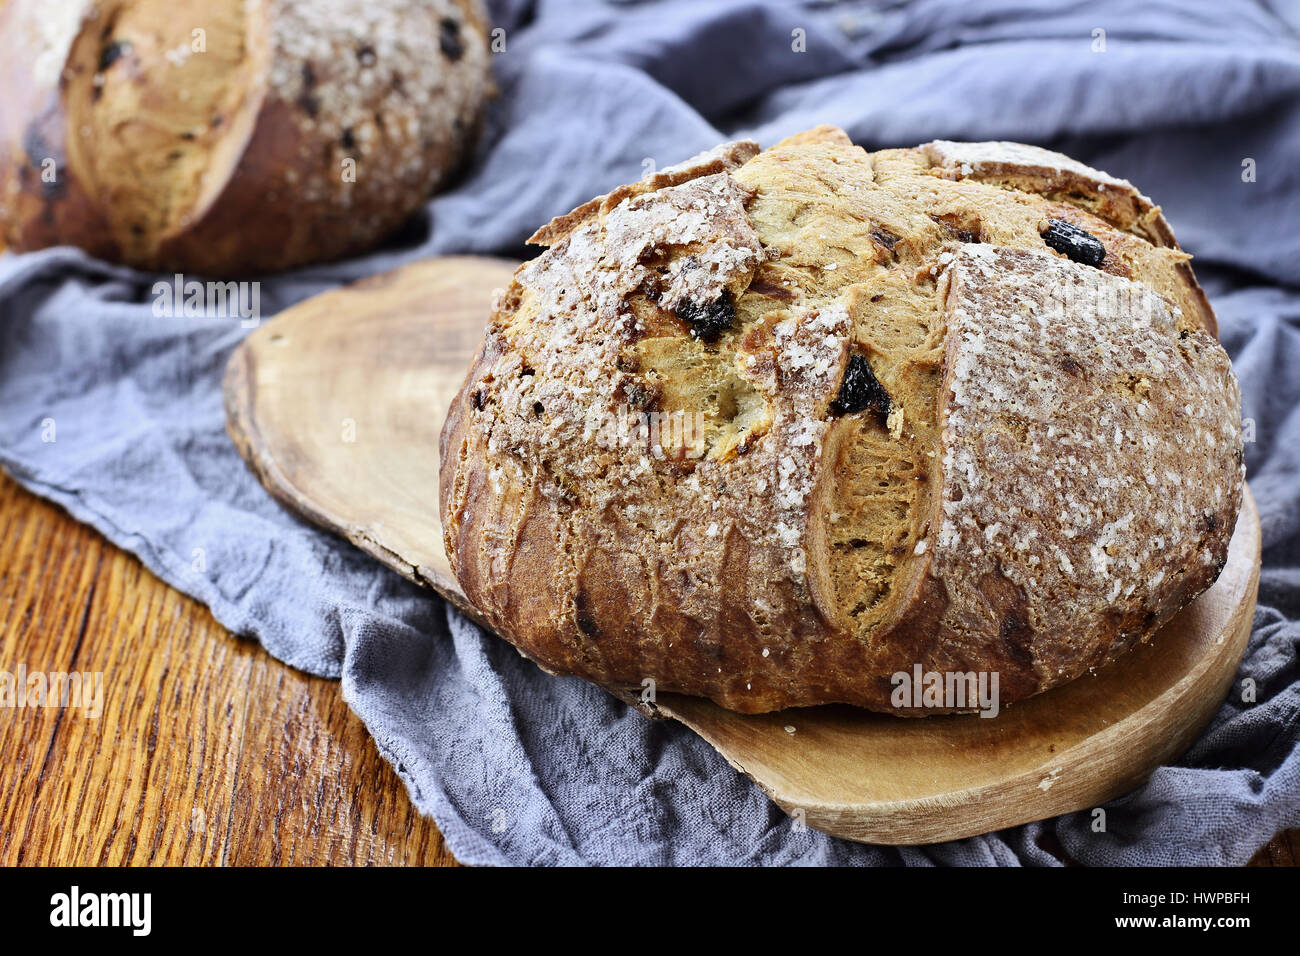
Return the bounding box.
[439,126,1244,715]
[0,0,491,276]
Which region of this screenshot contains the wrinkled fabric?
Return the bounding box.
[1,0,1298,866]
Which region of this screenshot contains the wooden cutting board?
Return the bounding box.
[223,256,1261,846]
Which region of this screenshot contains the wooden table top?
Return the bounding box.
[0,471,1293,867]
[0,473,457,865]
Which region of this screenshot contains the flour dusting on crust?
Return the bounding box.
[923,140,1133,190]
[934,245,1243,675]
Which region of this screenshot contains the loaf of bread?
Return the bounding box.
[0,0,491,276]
[439,126,1244,715]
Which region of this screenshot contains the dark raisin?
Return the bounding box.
[831,353,891,418]
[931,212,984,243]
[532,401,544,416]
[871,227,899,250]
[297,92,320,118]
[471,389,485,410]
[302,62,317,88]
[1179,329,1189,339]
[356,44,377,67]
[1041,218,1106,268]
[675,291,735,343]
[574,594,600,637]
[341,127,356,150]
[439,18,464,60]
[99,41,129,72]
[623,383,652,409]
[998,612,1034,666]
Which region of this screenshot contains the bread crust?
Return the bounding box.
[0,0,492,276]
[440,128,1244,714]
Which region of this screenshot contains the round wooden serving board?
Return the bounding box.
[223,256,1261,846]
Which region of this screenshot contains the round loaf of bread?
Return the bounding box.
[0,0,491,276]
[440,126,1245,715]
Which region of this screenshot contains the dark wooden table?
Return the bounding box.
[0,473,457,865]
[0,472,1293,866]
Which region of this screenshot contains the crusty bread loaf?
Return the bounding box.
[439,126,1244,715]
[0,0,491,276]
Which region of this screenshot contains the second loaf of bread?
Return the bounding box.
[0,0,492,276]
[440,126,1244,715]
